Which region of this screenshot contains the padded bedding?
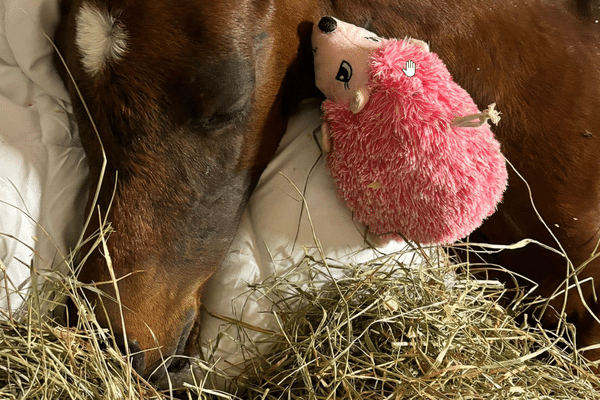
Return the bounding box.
[0,0,87,318]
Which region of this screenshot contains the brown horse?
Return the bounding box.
[54,0,600,379]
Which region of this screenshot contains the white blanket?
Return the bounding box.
[0,0,87,318]
[0,0,418,382]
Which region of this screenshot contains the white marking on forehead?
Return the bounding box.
[75,2,128,76]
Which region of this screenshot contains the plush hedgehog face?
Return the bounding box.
[312,16,385,113]
[312,17,430,113]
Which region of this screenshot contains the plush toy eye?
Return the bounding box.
[336,60,353,89]
[365,36,382,42]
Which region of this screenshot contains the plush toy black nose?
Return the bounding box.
[318,16,337,33]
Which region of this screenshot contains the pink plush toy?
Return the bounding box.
[312,16,508,245]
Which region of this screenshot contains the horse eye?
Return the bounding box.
[365,36,381,42]
[202,113,237,130]
[335,60,353,89]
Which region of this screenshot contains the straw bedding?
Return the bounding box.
[2,239,600,400]
[235,246,600,399]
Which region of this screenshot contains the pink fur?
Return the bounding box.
[323,39,508,244]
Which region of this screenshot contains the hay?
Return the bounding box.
[2,191,600,399]
[2,216,600,400]
[2,238,600,399]
[0,264,162,400]
[0,223,237,400]
[236,247,600,399]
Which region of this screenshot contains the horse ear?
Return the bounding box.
[349,88,370,113]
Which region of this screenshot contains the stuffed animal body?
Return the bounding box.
[312,17,508,244]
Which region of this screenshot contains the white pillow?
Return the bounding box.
[197,99,418,386]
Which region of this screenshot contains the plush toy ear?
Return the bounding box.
[408,38,430,52]
[349,88,370,113]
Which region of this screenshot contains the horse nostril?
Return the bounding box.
[167,309,197,373]
[115,336,146,375]
[167,356,190,373]
[318,16,337,34]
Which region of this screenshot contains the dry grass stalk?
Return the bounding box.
[3,201,600,399]
[237,247,600,400]
[0,257,162,400]
[3,226,600,399]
